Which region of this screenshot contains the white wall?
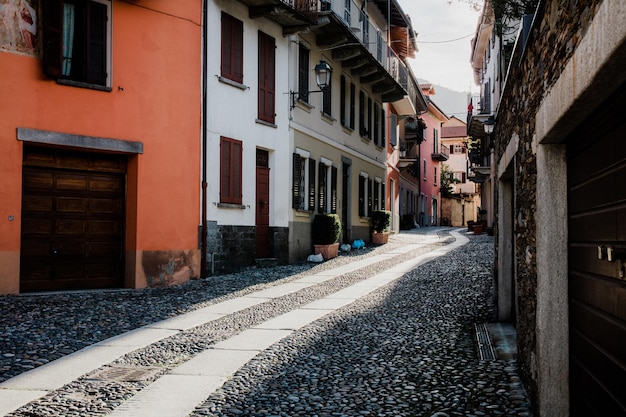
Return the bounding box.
[205,0,291,228]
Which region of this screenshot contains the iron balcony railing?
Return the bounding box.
[432,144,449,161]
[323,0,409,95]
[290,0,318,21]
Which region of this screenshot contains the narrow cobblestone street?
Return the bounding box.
[0,229,532,416]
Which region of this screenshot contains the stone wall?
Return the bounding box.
[205,221,289,274]
[493,0,602,411]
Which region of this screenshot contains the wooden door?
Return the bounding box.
[256,149,270,258]
[568,84,626,416]
[20,146,126,292]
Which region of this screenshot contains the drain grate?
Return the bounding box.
[474,322,497,361]
[86,366,162,382]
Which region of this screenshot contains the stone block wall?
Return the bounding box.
[205,221,289,275]
[493,0,602,411]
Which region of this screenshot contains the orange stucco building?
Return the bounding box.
[0,0,201,294]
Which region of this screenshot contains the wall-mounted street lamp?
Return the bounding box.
[290,60,332,110]
[483,116,495,149]
[483,117,495,134]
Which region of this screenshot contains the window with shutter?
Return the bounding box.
[322,77,332,116]
[308,158,316,211]
[389,113,397,146]
[380,107,387,148]
[318,161,327,214]
[298,43,309,102]
[359,91,365,136]
[221,13,244,84]
[340,76,346,127]
[374,180,380,210]
[292,153,302,209]
[331,166,338,214]
[374,103,380,146]
[42,0,111,88]
[367,98,372,141]
[367,178,373,216]
[358,175,365,217]
[258,31,275,123]
[220,136,243,205]
[349,83,355,129]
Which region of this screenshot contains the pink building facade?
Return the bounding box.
[418,85,449,226]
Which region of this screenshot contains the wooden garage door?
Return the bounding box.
[20,146,126,292]
[568,84,626,416]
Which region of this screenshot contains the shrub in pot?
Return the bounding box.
[312,213,341,259]
[371,210,391,244]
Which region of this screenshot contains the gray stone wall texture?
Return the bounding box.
[493,0,601,412]
[205,222,289,274]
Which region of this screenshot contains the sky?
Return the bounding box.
[399,0,482,93]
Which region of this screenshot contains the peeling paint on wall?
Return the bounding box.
[141,250,199,288]
[0,0,37,54]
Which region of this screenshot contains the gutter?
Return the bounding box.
[200,0,208,278]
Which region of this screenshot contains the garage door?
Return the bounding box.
[568,84,626,416]
[20,146,126,292]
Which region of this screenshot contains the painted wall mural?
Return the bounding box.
[0,0,37,54]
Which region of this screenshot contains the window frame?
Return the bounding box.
[298,42,310,103]
[292,150,316,212]
[42,0,112,90]
[318,158,337,214]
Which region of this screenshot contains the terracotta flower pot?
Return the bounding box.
[314,242,339,260]
[371,232,389,245]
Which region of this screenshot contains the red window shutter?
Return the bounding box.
[220,137,243,204]
[221,13,243,84]
[220,137,231,202]
[258,31,275,123]
[232,140,242,203]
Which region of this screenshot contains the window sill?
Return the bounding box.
[56,79,112,92]
[217,202,246,209]
[295,209,313,218]
[295,99,313,112]
[321,112,335,124]
[255,119,277,128]
[341,125,354,135]
[218,76,248,90]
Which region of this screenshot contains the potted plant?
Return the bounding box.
[312,213,341,260]
[371,210,391,244]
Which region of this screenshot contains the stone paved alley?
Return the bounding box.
[0,228,532,416]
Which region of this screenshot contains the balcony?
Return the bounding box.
[313,0,407,102]
[236,0,318,34]
[432,144,449,161]
[399,139,420,160]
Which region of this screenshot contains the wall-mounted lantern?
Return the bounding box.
[290,60,332,110]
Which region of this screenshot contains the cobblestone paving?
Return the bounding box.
[2,229,532,417]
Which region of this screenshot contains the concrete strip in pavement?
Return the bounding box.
[107,374,227,417]
[0,389,49,416]
[0,345,138,391]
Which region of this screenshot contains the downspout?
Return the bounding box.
[200,0,208,279]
